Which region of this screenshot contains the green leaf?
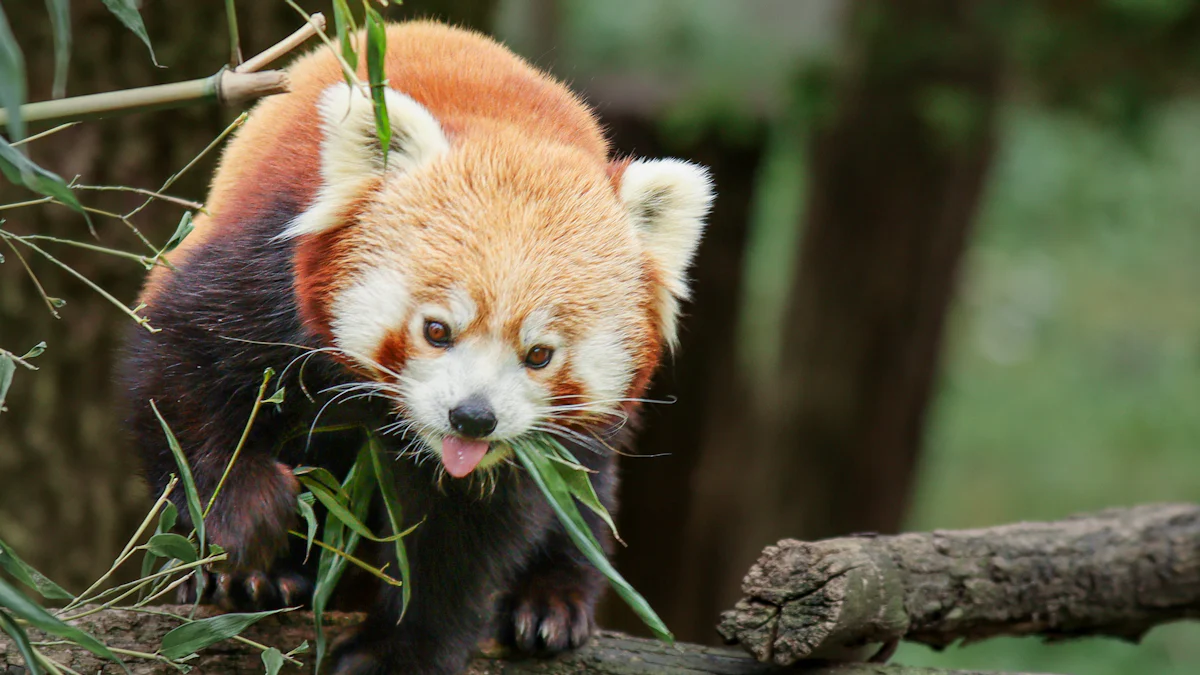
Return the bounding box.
[0,610,42,675]
[159,501,179,533]
[0,354,14,414]
[552,457,622,544]
[261,647,284,675]
[0,577,128,671]
[147,533,198,564]
[100,0,158,66]
[162,211,194,254]
[297,478,405,543]
[511,439,673,642]
[296,495,317,563]
[20,341,47,360]
[140,502,179,583]
[0,4,26,142]
[151,400,206,557]
[264,387,285,405]
[364,6,391,167]
[44,0,72,99]
[0,136,86,216]
[0,537,73,600]
[293,466,345,497]
[331,0,358,73]
[312,447,374,671]
[159,607,291,660]
[368,434,413,618]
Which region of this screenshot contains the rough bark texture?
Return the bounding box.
[0,607,1028,675]
[718,504,1200,666]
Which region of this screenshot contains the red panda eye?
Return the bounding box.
[525,346,553,369]
[424,320,451,347]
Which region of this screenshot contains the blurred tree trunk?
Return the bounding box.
[621,0,1004,643]
[0,0,495,592]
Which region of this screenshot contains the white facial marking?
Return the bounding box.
[519,308,562,351]
[330,266,410,367]
[446,287,478,334]
[571,318,634,405]
[403,337,542,443]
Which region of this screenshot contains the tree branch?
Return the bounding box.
[718,504,1200,666]
[0,607,1024,674]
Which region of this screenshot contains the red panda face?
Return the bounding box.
[286,83,712,478]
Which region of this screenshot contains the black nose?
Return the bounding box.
[448,396,497,438]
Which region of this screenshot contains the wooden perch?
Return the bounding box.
[717,503,1200,666]
[0,606,1031,675]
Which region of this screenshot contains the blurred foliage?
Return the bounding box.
[902,100,1200,674]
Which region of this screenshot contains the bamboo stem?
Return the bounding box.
[0,13,325,129]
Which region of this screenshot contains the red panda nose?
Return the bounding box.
[448,396,498,439]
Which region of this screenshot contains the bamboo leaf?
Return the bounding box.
[44,0,72,99]
[146,533,198,564]
[151,400,205,556]
[298,477,407,543]
[261,647,284,675]
[159,607,292,659]
[293,466,345,497]
[511,439,673,642]
[100,0,158,66]
[331,0,358,73]
[20,341,47,360]
[364,6,391,167]
[162,211,194,254]
[0,577,128,671]
[368,434,413,618]
[0,610,42,675]
[296,494,317,563]
[0,4,25,141]
[311,451,374,671]
[159,501,178,533]
[551,456,622,544]
[0,136,85,215]
[0,537,73,600]
[0,354,13,414]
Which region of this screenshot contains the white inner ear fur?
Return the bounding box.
[281,82,450,239]
[620,158,714,348]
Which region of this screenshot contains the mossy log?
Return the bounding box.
[718,504,1200,666]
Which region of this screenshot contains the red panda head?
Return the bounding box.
[285,82,712,477]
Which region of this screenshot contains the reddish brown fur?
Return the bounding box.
[142,22,607,309]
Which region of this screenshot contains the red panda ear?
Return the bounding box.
[280,82,450,239]
[618,158,714,349]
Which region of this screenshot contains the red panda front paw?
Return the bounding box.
[504,573,597,655]
[203,460,300,572]
[178,567,312,610]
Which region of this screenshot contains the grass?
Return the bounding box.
[898,101,1200,675]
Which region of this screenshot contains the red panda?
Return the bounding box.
[122,21,711,675]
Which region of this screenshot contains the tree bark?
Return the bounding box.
[718,504,1200,666]
[0,607,1030,675]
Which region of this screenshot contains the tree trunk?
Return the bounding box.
[664,0,1004,643]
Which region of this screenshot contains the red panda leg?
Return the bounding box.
[499,513,613,654]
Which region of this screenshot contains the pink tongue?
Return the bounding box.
[440,436,491,478]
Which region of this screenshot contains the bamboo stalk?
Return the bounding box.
[0,13,325,129]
